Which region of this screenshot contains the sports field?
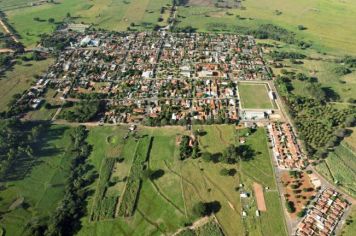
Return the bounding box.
[238,83,275,109]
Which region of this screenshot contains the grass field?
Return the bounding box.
[283,59,356,102]
[238,83,274,109]
[4,0,171,46]
[316,142,356,197]
[340,206,356,236]
[0,125,73,235]
[237,127,287,236]
[0,58,54,111]
[175,0,356,55]
[75,125,286,236]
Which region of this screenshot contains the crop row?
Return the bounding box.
[117,136,153,217]
[90,157,117,221]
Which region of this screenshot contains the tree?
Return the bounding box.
[285,200,296,213]
[193,201,207,217]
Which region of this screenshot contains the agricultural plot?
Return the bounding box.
[0,125,74,236]
[91,157,118,220]
[117,135,153,217]
[238,83,275,109]
[76,125,286,235]
[316,142,356,197]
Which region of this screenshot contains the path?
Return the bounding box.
[0,17,19,43]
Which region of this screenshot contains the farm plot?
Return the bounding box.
[316,142,356,197]
[238,83,275,109]
[91,157,118,220]
[117,135,153,217]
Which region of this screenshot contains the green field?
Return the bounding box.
[340,206,356,236]
[316,142,356,197]
[238,83,274,109]
[4,0,171,47]
[0,125,73,235]
[0,58,54,112]
[175,0,356,55]
[72,124,287,235]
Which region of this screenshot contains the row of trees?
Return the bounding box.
[28,126,95,235]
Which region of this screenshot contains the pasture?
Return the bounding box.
[4,0,171,46]
[238,82,274,109]
[0,125,73,236]
[316,142,356,197]
[76,125,287,235]
[287,59,356,103]
[0,58,54,111]
[175,0,356,55]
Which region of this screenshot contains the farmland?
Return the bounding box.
[70,124,287,235]
[175,0,356,56]
[238,82,275,109]
[315,142,356,197]
[3,0,171,46]
[0,125,74,235]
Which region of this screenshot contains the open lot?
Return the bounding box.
[0,125,73,235]
[238,82,274,109]
[0,58,54,112]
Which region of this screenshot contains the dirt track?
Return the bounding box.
[253,182,267,211]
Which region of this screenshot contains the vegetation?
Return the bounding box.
[0,119,45,179]
[41,126,93,235]
[315,142,356,197]
[275,73,355,158]
[91,157,118,220]
[59,100,102,122]
[117,136,153,217]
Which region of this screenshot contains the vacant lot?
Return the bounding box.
[238,83,274,109]
[0,58,53,111]
[0,125,73,235]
